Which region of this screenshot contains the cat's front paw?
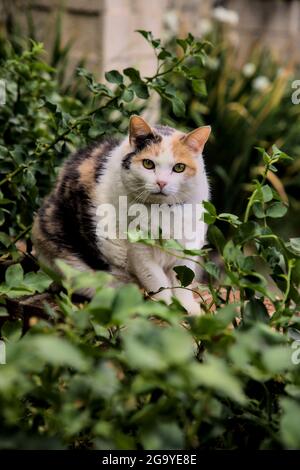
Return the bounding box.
[183,300,202,316]
[152,289,172,305]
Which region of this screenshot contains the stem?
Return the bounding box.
[9,225,32,248]
[145,56,186,83]
[150,285,205,302]
[225,286,231,304]
[239,287,245,320]
[0,165,27,187]
[208,277,219,307]
[244,188,258,223]
[282,259,294,306]
[139,241,206,270]
[37,96,119,158]
[243,165,269,223]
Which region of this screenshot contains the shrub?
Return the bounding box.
[161,29,300,237]
[0,32,208,250]
[0,32,299,450]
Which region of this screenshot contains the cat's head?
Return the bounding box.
[121,115,211,204]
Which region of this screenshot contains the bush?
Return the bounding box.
[0,32,299,450]
[161,29,300,238]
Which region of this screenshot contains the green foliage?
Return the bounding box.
[161,30,300,238]
[0,31,209,256]
[0,264,51,298]
[0,32,299,450]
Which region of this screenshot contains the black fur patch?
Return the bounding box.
[134,132,161,150]
[55,185,109,270]
[122,132,162,170]
[94,137,119,181]
[62,137,119,184]
[37,137,119,270]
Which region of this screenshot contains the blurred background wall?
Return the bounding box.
[1,0,300,78]
[0,0,299,236]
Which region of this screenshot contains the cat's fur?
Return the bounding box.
[32,116,211,315]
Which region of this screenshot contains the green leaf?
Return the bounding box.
[271,145,293,162]
[123,319,194,371]
[0,307,8,317]
[88,288,115,325]
[105,70,123,85]
[263,346,294,373]
[234,221,261,244]
[203,213,216,224]
[191,356,246,404]
[207,225,226,252]
[163,239,184,251]
[0,232,11,248]
[30,335,87,370]
[190,304,238,338]
[266,202,288,218]
[203,200,217,216]
[112,284,143,322]
[176,38,188,52]
[0,210,5,226]
[218,213,241,226]
[203,200,217,224]
[261,185,273,203]
[136,30,152,41]
[23,271,52,293]
[280,398,300,448]
[141,422,184,450]
[192,79,207,96]
[252,202,265,219]
[123,67,141,82]
[131,82,149,99]
[44,99,58,113]
[157,49,172,60]
[1,319,22,342]
[24,169,36,187]
[204,261,220,280]
[244,299,270,325]
[223,240,243,264]
[289,238,300,254]
[173,265,195,287]
[122,88,134,102]
[5,264,24,288]
[170,96,185,117]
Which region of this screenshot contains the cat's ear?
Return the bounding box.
[129,115,153,146]
[182,126,211,154]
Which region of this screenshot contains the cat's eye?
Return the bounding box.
[143,159,155,170]
[173,163,186,173]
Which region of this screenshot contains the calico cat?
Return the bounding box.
[32,115,211,315]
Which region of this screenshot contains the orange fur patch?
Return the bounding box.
[171,135,197,176]
[78,157,96,196]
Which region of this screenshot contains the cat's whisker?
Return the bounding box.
[132,189,149,205]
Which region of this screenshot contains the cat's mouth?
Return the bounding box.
[151,190,167,196]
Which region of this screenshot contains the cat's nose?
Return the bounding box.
[157,180,167,190]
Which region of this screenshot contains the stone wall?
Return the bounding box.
[1,0,300,77]
[1,0,166,77]
[167,0,300,64]
[226,0,300,62]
